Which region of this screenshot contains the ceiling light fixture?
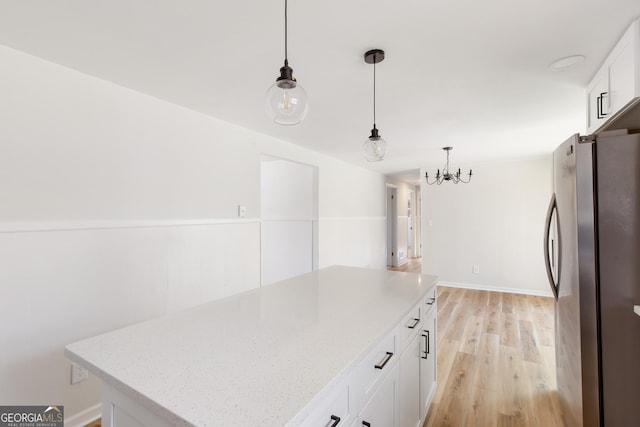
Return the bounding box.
[549,55,586,71]
[363,49,387,162]
[265,0,308,125]
[425,147,472,185]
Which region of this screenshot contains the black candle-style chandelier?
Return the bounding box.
[265,0,308,125]
[425,147,473,185]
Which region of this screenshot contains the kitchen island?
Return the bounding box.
[66,265,438,427]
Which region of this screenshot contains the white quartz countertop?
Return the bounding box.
[65,265,437,427]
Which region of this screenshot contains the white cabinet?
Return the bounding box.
[351,290,437,427]
[358,326,398,404]
[586,19,640,134]
[586,70,609,133]
[359,363,399,427]
[420,305,437,421]
[399,333,421,427]
[300,371,356,427]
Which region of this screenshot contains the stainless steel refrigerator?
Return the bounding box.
[544,129,640,426]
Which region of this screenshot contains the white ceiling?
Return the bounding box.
[1,1,640,182]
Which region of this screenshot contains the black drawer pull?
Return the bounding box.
[374,352,393,369]
[329,415,340,426]
[426,297,436,305]
[407,318,420,329]
[597,92,608,119]
[421,330,430,359]
[362,422,371,427]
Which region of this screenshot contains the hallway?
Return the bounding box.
[387,257,422,274]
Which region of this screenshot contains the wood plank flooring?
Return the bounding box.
[424,286,566,427]
[388,257,423,273]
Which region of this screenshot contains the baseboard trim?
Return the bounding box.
[438,281,553,298]
[65,403,101,427]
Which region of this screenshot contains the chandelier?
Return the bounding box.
[425,147,472,185]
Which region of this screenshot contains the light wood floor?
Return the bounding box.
[388,257,423,274]
[424,286,565,427]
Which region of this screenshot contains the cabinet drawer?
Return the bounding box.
[423,288,437,314]
[358,326,398,402]
[300,373,355,427]
[399,300,422,352]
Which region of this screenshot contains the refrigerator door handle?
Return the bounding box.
[544,193,560,300]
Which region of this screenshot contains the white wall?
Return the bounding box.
[0,44,386,425]
[421,155,553,296]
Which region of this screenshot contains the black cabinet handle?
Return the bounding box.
[374,351,393,369]
[362,422,371,427]
[426,297,436,305]
[597,92,608,119]
[421,331,430,359]
[426,330,430,354]
[407,318,420,329]
[329,415,340,426]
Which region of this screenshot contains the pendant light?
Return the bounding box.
[363,49,387,162]
[265,0,308,125]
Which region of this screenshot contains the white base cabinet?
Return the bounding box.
[299,290,438,427]
[79,272,438,427]
[359,363,399,427]
[399,333,421,427]
[420,305,437,420]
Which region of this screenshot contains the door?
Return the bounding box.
[407,190,414,258]
[595,132,640,425]
[547,134,585,427]
[360,363,399,427]
[260,156,318,285]
[420,308,436,421]
[387,185,398,267]
[399,334,420,427]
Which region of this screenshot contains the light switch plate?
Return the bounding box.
[238,205,246,218]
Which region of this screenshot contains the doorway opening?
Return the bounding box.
[260,155,318,286]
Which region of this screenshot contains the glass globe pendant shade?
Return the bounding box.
[363,127,387,162]
[265,64,308,125]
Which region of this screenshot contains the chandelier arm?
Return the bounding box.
[458,173,472,184]
[425,172,437,185]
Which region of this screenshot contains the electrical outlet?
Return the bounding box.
[71,362,89,384]
[472,265,480,275]
[238,205,246,218]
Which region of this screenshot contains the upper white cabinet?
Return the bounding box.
[586,19,640,134]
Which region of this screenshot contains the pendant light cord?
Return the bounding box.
[373,57,376,127]
[284,0,288,64]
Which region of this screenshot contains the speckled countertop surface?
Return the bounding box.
[65,265,437,427]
